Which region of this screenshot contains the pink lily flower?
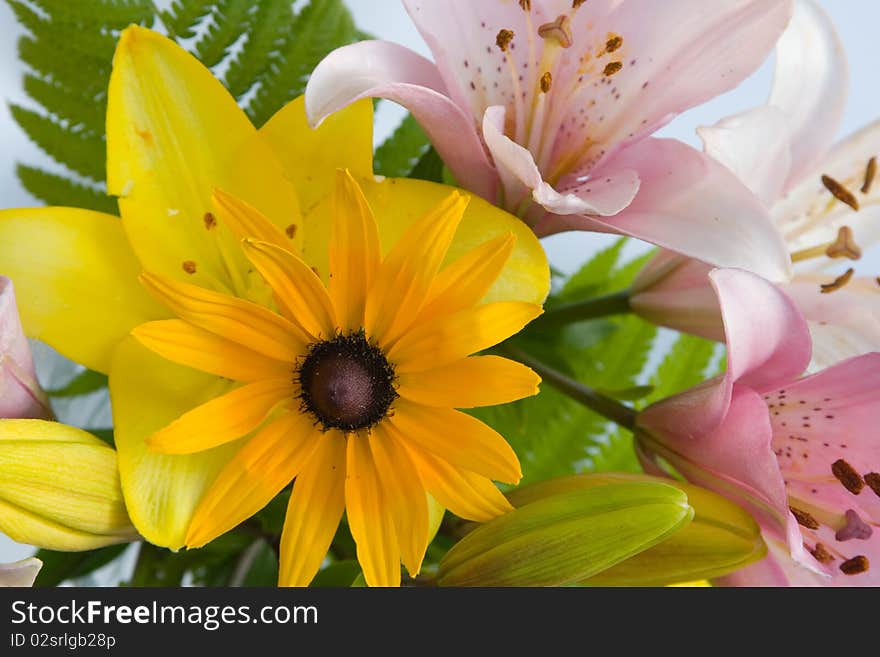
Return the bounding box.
[0,558,42,587]
[636,267,880,586]
[305,0,794,280]
[632,0,880,369]
[0,276,50,420]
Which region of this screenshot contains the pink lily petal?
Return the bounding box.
[718,539,827,587]
[481,106,640,216]
[782,276,880,370]
[0,277,50,420]
[537,139,793,283]
[304,40,497,199]
[0,557,42,587]
[629,253,722,342]
[770,0,848,190]
[697,107,793,207]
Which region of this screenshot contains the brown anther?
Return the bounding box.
[831,458,865,494]
[820,268,854,294]
[572,0,586,8]
[538,15,573,48]
[809,543,834,564]
[603,61,623,77]
[285,224,297,239]
[825,226,862,260]
[790,506,820,530]
[862,157,876,194]
[822,174,860,211]
[605,35,623,54]
[203,212,217,230]
[540,72,553,93]
[496,29,515,52]
[835,509,873,542]
[865,472,880,498]
[182,260,197,275]
[518,0,531,10]
[840,555,869,575]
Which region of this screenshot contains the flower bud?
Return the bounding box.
[437,480,693,587]
[0,420,137,551]
[0,558,42,587]
[510,473,765,586]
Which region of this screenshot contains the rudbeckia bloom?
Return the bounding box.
[0,27,549,586]
[305,0,794,280]
[636,268,880,586]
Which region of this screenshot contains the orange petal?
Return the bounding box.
[147,378,293,454]
[278,431,346,586]
[186,411,320,547]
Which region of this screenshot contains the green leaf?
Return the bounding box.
[46,369,109,397]
[557,238,627,304]
[409,146,445,183]
[374,114,431,178]
[160,0,217,40]
[645,333,719,406]
[33,543,129,587]
[194,0,253,68]
[16,165,118,215]
[311,560,362,587]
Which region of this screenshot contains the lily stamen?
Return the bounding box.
[790,226,862,263]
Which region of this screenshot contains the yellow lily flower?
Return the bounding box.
[0,420,136,551]
[0,27,549,586]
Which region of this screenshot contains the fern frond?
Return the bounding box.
[194,0,252,68]
[374,114,431,178]
[223,0,292,100]
[31,0,154,25]
[16,166,117,215]
[160,0,216,40]
[23,75,105,134]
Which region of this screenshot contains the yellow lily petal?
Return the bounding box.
[328,170,382,331]
[258,96,374,213]
[211,188,293,251]
[107,26,301,290]
[365,192,469,347]
[132,319,292,382]
[390,399,522,485]
[278,432,347,587]
[397,356,540,408]
[389,302,543,373]
[0,207,165,374]
[418,233,516,324]
[110,337,245,549]
[299,177,549,309]
[140,272,308,361]
[346,434,401,587]
[186,411,320,548]
[403,442,513,523]
[147,378,293,455]
[242,239,337,340]
[0,420,137,551]
[369,425,430,578]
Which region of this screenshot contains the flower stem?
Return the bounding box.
[530,289,631,330]
[501,345,637,431]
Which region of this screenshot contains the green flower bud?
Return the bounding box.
[437,480,693,587]
[509,473,766,586]
[0,419,138,551]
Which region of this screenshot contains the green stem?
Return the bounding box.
[501,345,637,431]
[530,289,632,330]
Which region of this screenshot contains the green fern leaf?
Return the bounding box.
[32,0,154,25]
[645,333,718,406]
[194,0,253,68]
[558,238,627,303]
[374,114,431,178]
[22,75,105,134]
[160,0,217,40]
[16,165,117,214]
[223,0,292,101]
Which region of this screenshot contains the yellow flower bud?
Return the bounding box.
[0,420,137,551]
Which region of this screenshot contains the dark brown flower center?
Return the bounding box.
[297,331,397,432]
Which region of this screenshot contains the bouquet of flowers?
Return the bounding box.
[0,0,877,589]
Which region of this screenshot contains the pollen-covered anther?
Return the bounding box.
[820,268,854,294]
[809,542,834,564]
[518,0,531,11]
[862,157,877,194]
[604,34,623,54]
[540,72,553,93]
[825,226,862,260]
[835,509,873,542]
[790,506,820,530]
[840,555,869,575]
[822,174,860,211]
[537,15,573,48]
[831,458,865,494]
[572,0,586,8]
[603,61,624,77]
[866,472,880,498]
[496,29,515,52]
[297,331,397,432]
